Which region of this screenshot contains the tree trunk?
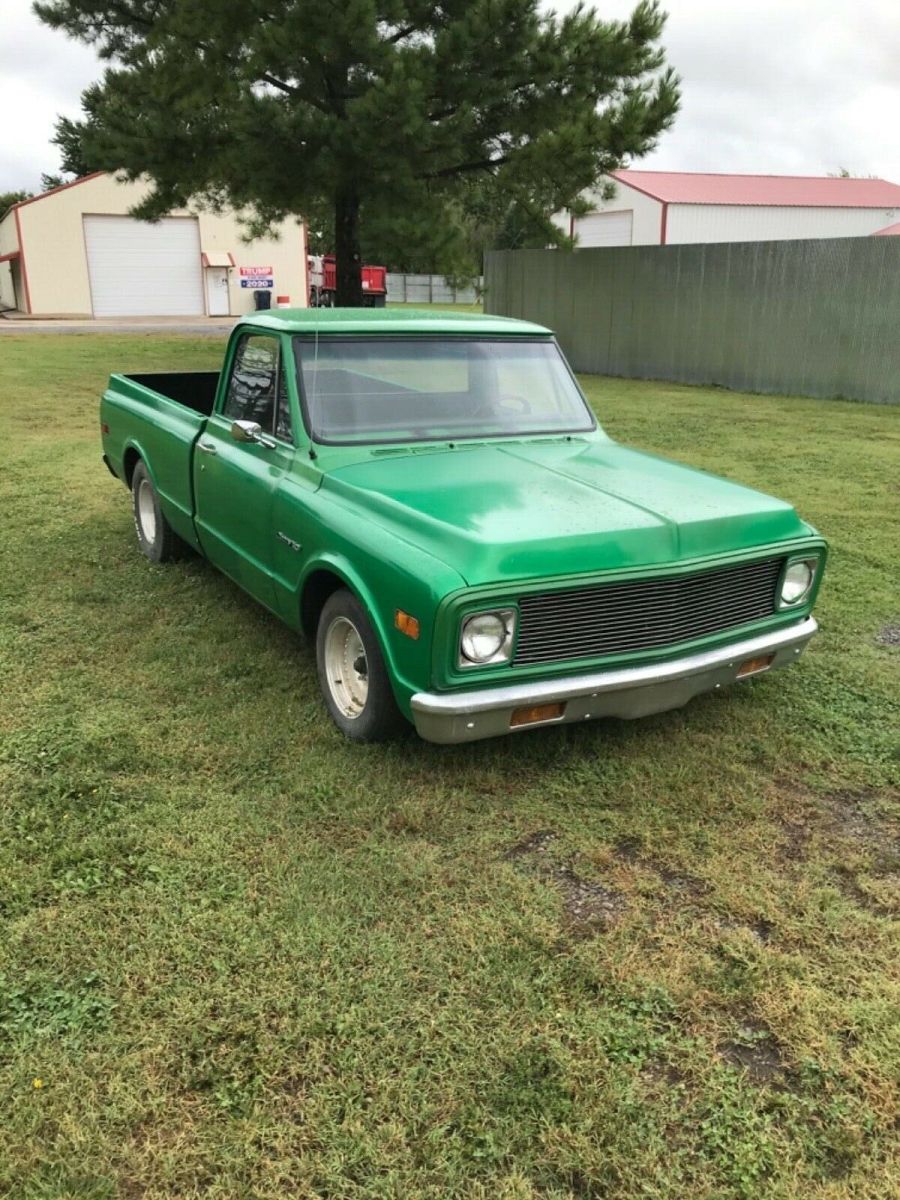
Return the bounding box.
[334,186,363,306]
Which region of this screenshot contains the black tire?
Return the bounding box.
[131,460,182,563]
[316,589,407,742]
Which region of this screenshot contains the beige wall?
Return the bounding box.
[0,261,16,310]
[0,208,18,257]
[14,173,307,316]
[573,177,664,245]
[197,207,308,316]
[0,208,18,309]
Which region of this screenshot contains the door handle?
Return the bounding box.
[198,441,218,455]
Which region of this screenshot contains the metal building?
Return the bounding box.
[0,172,308,318]
[561,171,900,248]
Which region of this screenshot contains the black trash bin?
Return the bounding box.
[253,289,272,311]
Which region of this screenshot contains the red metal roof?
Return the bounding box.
[611,170,900,209]
[873,221,900,236]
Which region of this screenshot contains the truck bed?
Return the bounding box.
[102,371,221,552]
[123,372,219,415]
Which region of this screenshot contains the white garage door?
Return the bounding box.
[83,216,204,316]
[574,210,634,248]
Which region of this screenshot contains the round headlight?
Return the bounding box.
[461,612,509,663]
[781,560,814,605]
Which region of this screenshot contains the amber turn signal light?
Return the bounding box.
[510,702,566,728]
[736,654,775,678]
[394,609,420,640]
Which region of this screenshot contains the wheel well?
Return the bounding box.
[123,447,141,487]
[300,569,347,638]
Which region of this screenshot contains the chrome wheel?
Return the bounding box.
[137,478,157,544]
[323,615,369,719]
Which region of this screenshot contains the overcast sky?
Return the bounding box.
[2,0,898,192]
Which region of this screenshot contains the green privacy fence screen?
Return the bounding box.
[485,237,900,404]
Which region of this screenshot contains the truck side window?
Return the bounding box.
[274,365,293,443]
[223,335,280,432]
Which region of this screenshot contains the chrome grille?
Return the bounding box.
[514,557,783,666]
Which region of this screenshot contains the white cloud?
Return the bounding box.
[1,0,898,192]
[0,0,103,190]
[567,0,900,180]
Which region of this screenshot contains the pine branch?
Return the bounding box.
[421,156,510,181]
[385,24,420,45]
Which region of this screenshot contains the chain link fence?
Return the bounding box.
[386,274,483,305]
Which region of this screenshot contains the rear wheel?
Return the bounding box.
[131,460,182,563]
[316,589,407,742]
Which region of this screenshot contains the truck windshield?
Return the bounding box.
[293,337,595,445]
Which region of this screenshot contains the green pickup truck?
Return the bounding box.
[100,309,825,743]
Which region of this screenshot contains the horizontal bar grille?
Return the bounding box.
[514,557,783,666]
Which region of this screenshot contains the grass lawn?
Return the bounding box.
[0,333,898,1200]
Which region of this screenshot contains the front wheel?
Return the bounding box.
[316,589,407,742]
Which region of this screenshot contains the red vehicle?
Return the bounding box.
[308,254,387,307]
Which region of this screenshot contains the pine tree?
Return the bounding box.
[0,190,33,218]
[36,1,679,304]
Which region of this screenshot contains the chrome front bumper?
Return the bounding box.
[411,618,818,744]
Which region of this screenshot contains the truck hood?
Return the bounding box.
[325,439,809,585]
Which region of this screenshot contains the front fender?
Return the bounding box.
[295,547,460,718]
[271,477,466,713]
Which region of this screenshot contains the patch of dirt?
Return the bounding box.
[822,792,900,879]
[555,866,626,934]
[831,865,895,917]
[613,839,709,897]
[639,1060,686,1092]
[612,836,643,863]
[875,623,900,646]
[820,788,883,842]
[505,831,625,936]
[748,918,774,943]
[778,817,812,862]
[718,1019,786,1086]
[504,829,558,860]
[713,916,773,944]
[774,779,899,868]
[655,867,710,898]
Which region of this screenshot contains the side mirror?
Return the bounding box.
[231,419,262,443]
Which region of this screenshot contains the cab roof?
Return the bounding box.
[240,307,552,336]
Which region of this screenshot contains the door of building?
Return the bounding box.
[83,215,204,316]
[574,210,634,247]
[205,266,230,316]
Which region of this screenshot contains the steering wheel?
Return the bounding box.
[496,392,532,415]
[468,392,532,421]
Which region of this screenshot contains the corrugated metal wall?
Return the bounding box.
[485,237,900,404]
[667,204,897,243]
